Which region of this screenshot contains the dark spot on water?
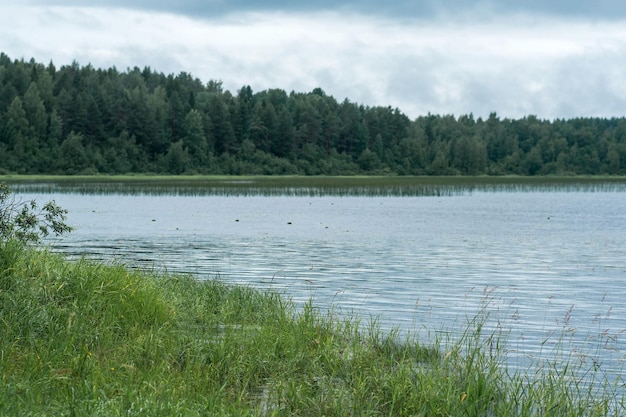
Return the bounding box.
[152,219,156,222]
[235,219,239,222]
[287,222,292,225]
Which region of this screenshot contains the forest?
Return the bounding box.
[1,52,625,176]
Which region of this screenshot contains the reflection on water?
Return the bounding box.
[13,181,626,381]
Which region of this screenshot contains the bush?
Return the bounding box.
[0,182,73,244]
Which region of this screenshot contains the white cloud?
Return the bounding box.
[1,5,626,119]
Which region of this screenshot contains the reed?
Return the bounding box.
[0,241,624,416]
[4,175,626,197]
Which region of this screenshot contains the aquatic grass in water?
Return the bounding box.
[4,175,626,196]
[1,242,625,416]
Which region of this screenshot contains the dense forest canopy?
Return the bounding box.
[0,53,625,175]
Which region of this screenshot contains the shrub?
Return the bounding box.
[0,182,72,244]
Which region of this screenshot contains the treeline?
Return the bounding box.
[1,53,625,176]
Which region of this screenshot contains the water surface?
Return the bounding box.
[13,180,626,375]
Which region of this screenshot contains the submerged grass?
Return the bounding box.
[1,241,624,416]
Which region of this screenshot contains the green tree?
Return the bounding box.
[59,131,90,174]
[248,100,277,153]
[273,107,294,158]
[605,145,622,174]
[398,135,427,175]
[372,133,384,159]
[161,140,190,174]
[337,100,368,156]
[2,97,31,171]
[208,94,236,155]
[35,109,63,173]
[47,109,63,148]
[521,147,543,175]
[452,136,486,175]
[429,144,451,175]
[4,96,29,147]
[167,89,185,143]
[35,67,55,111]
[182,109,209,168]
[292,98,322,151]
[235,85,255,140]
[22,82,47,140]
[145,86,170,157]
[102,131,145,174]
[357,148,381,172]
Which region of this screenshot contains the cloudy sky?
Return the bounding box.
[1,0,626,120]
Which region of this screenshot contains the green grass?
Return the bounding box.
[1,241,624,416]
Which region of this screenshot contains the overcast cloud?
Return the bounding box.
[1,0,626,120]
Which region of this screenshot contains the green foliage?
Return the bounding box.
[1,52,626,176]
[0,182,72,243]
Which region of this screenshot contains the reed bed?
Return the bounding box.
[4,175,626,197]
[1,241,624,416]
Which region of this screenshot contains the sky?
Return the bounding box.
[1,0,626,120]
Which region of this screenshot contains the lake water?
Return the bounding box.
[13,181,626,376]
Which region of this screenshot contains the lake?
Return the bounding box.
[10,178,626,375]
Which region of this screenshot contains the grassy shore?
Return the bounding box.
[1,241,624,416]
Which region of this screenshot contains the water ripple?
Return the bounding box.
[22,189,626,377]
